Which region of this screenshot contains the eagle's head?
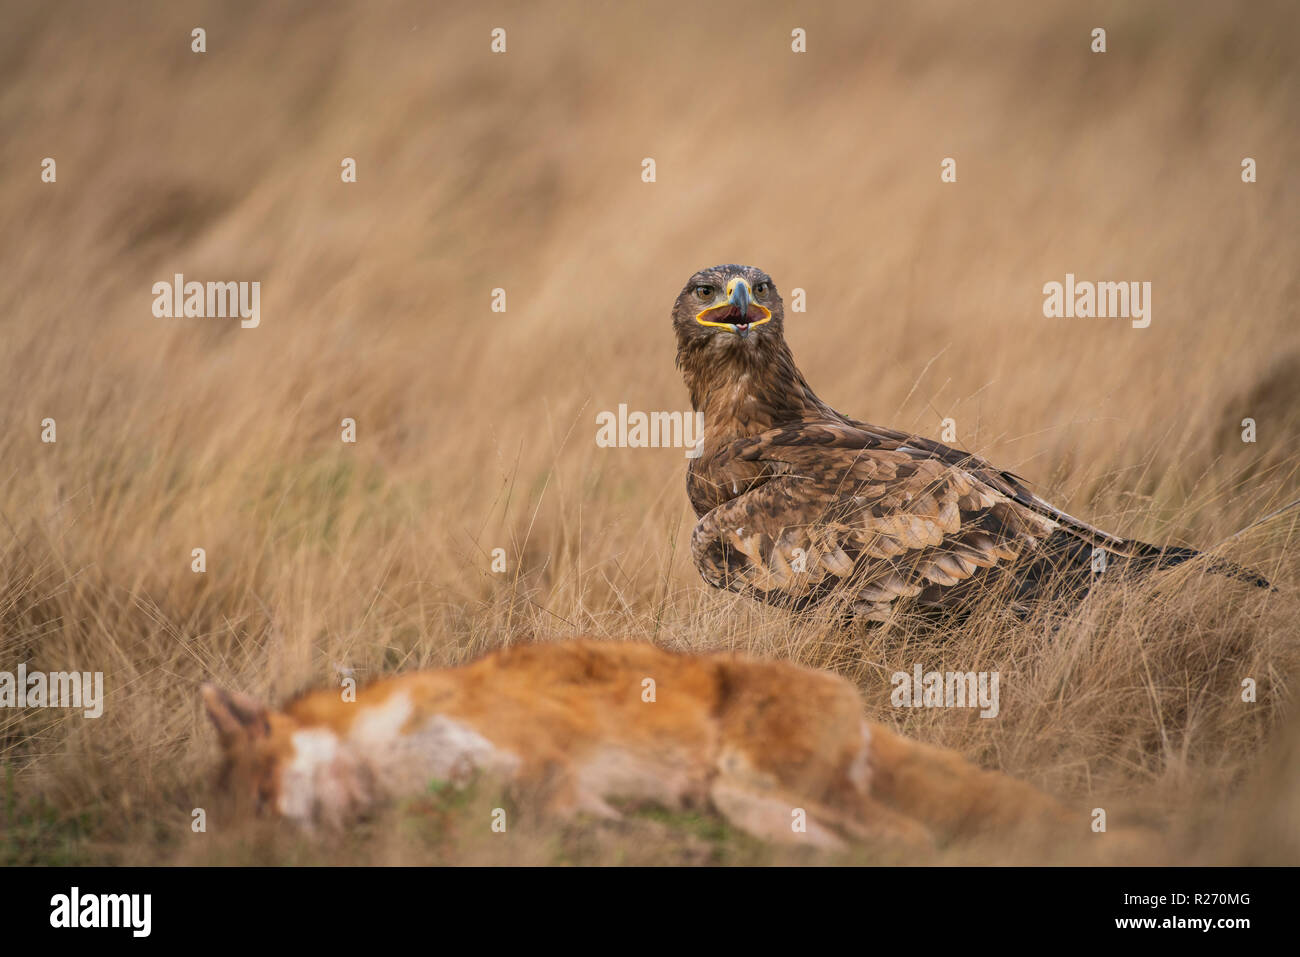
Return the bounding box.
[672,264,785,351]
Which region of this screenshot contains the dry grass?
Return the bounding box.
[1,0,1298,864]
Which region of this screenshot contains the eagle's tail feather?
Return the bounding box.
[1011,531,1273,607]
[1128,541,1273,590]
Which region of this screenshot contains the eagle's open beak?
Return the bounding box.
[727,277,753,318]
[694,277,773,338]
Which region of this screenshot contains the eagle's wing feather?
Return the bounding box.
[691,423,1065,617]
[841,418,1128,550]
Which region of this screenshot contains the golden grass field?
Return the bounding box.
[2,0,1298,864]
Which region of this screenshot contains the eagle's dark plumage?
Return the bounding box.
[673,264,1269,624]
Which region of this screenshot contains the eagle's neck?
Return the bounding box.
[678,335,832,442]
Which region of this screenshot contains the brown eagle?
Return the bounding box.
[673,264,1268,623]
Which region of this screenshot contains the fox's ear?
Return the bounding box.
[201,683,270,742]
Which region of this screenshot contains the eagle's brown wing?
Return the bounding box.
[690,422,1097,621]
[837,419,1129,550]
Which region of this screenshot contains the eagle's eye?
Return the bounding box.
[753,281,771,296]
[694,284,715,300]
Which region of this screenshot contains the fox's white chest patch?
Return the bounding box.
[278,728,344,822]
[278,695,521,824]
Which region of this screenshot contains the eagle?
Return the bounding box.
[673,263,1269,624]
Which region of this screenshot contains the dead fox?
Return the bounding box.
[202,638,1083,854]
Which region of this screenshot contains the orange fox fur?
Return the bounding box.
[202,638,1082,854]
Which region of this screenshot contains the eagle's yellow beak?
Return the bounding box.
[694,277,772,338]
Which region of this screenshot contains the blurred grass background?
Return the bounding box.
[1,0,1298,863]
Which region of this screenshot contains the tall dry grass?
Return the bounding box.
[1,0,1297,863]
